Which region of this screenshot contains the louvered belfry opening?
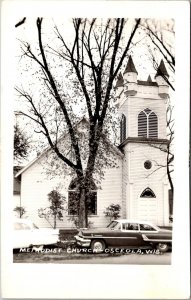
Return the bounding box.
[138,111,147,137]
[120,114,126,143]
[149,112,158,138]
[138,108,158,138]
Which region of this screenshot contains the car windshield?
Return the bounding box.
[107,221,121,230]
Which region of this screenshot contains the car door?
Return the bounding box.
[139,223,158,244]
[118,222,141,247]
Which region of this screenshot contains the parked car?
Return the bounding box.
[74,219,172,253]
[13,218,60,249]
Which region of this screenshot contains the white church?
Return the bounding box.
[15,56,171,228]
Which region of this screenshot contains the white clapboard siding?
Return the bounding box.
[20,149,122,229]
[123,142,169,225]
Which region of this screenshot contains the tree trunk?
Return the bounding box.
[54,214,56,229]
[167,146,174,198]
[78,188,87,228]
[167,162,173,197]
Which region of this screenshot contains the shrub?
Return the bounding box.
[38,189,65,229]
[104,204,121,222]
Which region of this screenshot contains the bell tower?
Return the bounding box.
[115,56,170,226]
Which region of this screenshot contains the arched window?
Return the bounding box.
[120,114,126,143]
[140,188,156,198]
[138,108,158,138]
[68,178,97,215]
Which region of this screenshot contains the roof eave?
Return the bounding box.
[119,137,170,149]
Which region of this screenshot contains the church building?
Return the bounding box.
[15,56,171,228]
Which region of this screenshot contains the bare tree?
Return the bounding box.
[142,19,175,90]
[140,19,175,199]
[15,18,141,227]
[147,101,174,196]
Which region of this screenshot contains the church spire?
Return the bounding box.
[124,55,138,74]
[155,59,169,78]
[116,72,124,88]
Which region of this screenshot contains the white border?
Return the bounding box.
[1,1,190,299]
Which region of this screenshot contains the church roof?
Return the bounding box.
[155,59,169,78]
[15,119,124,178]
[115,72,124,88]
[124,55,138,74]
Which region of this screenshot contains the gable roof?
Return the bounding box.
[15,118,123,178]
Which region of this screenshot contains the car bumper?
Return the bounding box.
[74,235,91,247]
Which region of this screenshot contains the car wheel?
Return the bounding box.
[91,239,106,253]
[156,243,169,253]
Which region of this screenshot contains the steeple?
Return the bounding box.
[116,72,124,88]
[155,59,169,78]
[147,75,152,82]
[124,55,138,74]
[123,56,138,96]
[155,59,169,98]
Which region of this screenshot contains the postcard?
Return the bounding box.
[1,1,190,299]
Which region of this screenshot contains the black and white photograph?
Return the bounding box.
[1,1,190,299]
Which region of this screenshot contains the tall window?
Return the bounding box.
[138,108,158,138]
[68,178,97,215]
[120,114,126,143]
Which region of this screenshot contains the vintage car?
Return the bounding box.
[13,218,60,249]
[74,219,172,253]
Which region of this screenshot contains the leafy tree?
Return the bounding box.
[15,17,141,227]
[13,206,26,218]
[14,124,30,161]
[38,189,65,229]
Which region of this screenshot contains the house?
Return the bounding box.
[15,57,171,228]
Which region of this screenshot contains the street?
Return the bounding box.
[13,248,171,264]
